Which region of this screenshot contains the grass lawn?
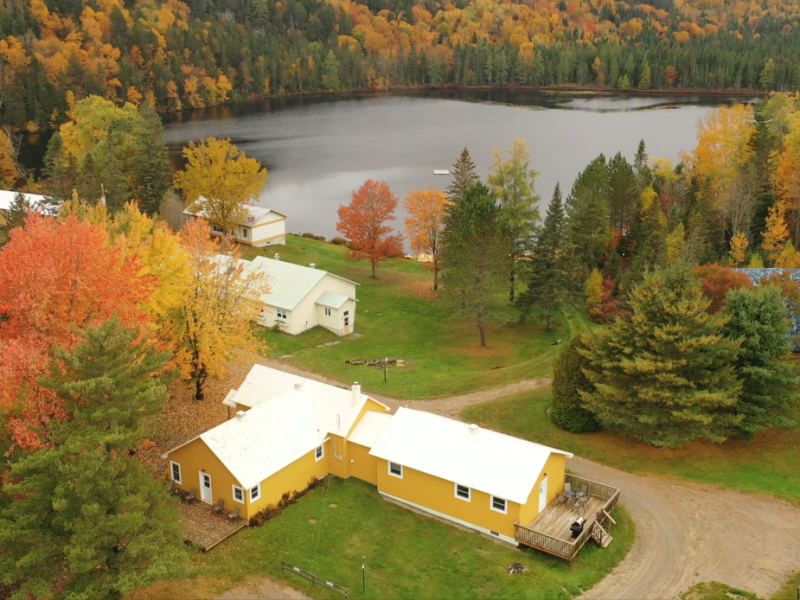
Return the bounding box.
[244,236,578,399]
[462,387,800,503]
[130,477,634,600]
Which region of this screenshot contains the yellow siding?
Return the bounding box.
[247,448,329,518]
[167,439,240,514]
[325,433,350,479]
[519,452,566,526]
[375,458,521,538]
[349,442,378,484]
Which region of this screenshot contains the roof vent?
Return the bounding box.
[294,382,304,391]
[236,410,247,420]
[309,263,316,269]
[351,382,361,405]
[273,253,280,261]
[468,423,479,435]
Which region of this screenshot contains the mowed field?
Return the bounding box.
[243,236,576,399]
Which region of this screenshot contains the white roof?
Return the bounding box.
[347,412,393,448]
[190,364,389,489]
[241,255,358,311]
[0,190,46,211]
[369,408,573,504]
[183,202,286,226]
[315,291,350,309]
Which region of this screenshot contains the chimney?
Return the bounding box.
[309,263,316,269]
[236,410,247,420]
[351,382,361,405]
[468,423,479,435]
[273,253,280,261]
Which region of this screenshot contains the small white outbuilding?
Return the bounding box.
[183,203,287,247]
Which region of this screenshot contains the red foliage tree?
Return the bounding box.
[336,179,403,277]
[0,213,154,449]
[588,278,630,323]
[692,263,754,313]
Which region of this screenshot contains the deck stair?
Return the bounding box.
[592,522,613,548]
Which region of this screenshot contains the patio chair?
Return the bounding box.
[182,487,197,503]
[579,484,589,497]
[557,482,571,504]
[211,498,225,515]
[227,506,240,520]
[573,495,589,514]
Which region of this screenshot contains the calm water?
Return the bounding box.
[159,90,754,239]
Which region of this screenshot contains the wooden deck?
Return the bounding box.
[515,474,620,561]
[178,500,248,551]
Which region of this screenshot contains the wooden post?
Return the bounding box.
[383,357,388,382]
[362,556,365,594]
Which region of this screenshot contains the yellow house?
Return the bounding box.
[164,365,573,545]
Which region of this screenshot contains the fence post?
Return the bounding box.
[362,556,366,594]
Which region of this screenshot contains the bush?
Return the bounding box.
[248,477,323,526]
[330,237,347,245]
[551,335,601,433]
[301,232,327,241]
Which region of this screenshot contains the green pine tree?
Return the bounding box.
[0,320,185,600]
[518,183,570,329]
[0,191,30,245]
[565,154,610,280]
[440,182,512,346]
[551,335,600,433]
[131,106,172,216]
[446,147,479,204]
[580,266,742,448]
[322,50,341,91]
[722,285,800,438]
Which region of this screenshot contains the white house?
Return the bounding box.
[0,190,46,212]
[242,255,359,336]
[183,202,287,247]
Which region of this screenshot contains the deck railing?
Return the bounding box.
[513,522,578,559]
[565,473,618,501]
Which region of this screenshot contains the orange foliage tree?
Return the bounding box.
[403,188,449,289]
[691,263,754,313]
[337,179,403,277]
[0,212,153,449]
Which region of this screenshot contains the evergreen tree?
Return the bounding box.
[581,266,742,448]
[41,132,77,207]
[551,335,600,433]
[565,154,610,280]
[722,285,800,438]
[440,182,511,346]
[446,147,479,204]
[518,183,569,328]
[1,191,30,243]
[322,50,341,91]
[131,106,172,216]
[0,319,184,600]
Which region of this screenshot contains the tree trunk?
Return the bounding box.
[478,321,486,347]
[371,262,376,278]
[509,268,515,302]
[545,305,553,331]
[194,365,207,401]
[433,260,439,290]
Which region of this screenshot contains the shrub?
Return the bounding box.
[248,477,323,526]
[330,237,347,245]
[301,232,316,239]
[551,335,601,433]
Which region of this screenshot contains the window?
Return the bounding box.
[455,483,471,501]
[241,227,249,239]
[315,445,324,461]
[211,224,224,234]
[170,461,181,484]
[250,484,261,502]
[388,462,403,478]
[232,485,244,504]
[276,308,287,320]
[344,310,350,327]
[491,496,507,514]
[324,307,332,317]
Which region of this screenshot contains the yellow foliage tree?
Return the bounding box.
[665,222,686,264]
[774,240,800,268]
[404,188,449,290]
[174,137,268,234]
[585,268,603,311]
[174,219,269,401]
[728,231,749,266]
[761,206,789,264]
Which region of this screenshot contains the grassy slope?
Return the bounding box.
[130,477,634,600]
[462,387,800,503]
[245,237,570,399]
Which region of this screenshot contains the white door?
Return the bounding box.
[200,472,212,504]
[538,476,548,512]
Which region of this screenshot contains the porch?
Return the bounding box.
[514,474,620,561]
[177,498,248,551]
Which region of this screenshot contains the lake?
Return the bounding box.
[162,90,754,239]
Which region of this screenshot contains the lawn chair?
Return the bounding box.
[557,482,572,504]
[579,484,589,497]
[573,495,589,514]
[227,506,240,520]
[182,487,197,503]
[211,498,225,515]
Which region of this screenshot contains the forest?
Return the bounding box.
[3,0,800,133]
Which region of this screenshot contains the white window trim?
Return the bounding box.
[241,227,249,239]
[276,308,287,320]
[324,307,331,317]
[211,224,224,234]
[232,484,245,504]
[454,483,471,502]
[170,461,182,484]
[315,445,325,462]
[490,495,507,514]
[388,462,403,479]
[250,483,261,502]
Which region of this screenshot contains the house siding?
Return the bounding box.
[349,442,378,484]
[167,439,240,514]
[250,218,286,247]
[246,448,329,518]
[374,458,522,538]
[519,452,566,526]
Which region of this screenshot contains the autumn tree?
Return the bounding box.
[0,213,153,449]
[487,138,540,301]
[581,266,742,448]
[440,183,511,347]
[404,188,449,290]
[337,179,403,277]
[174,219,268,401]
[174,137,268,233]
[0,320,186,600]
[446,147,479,204]
[691,263,754,313]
